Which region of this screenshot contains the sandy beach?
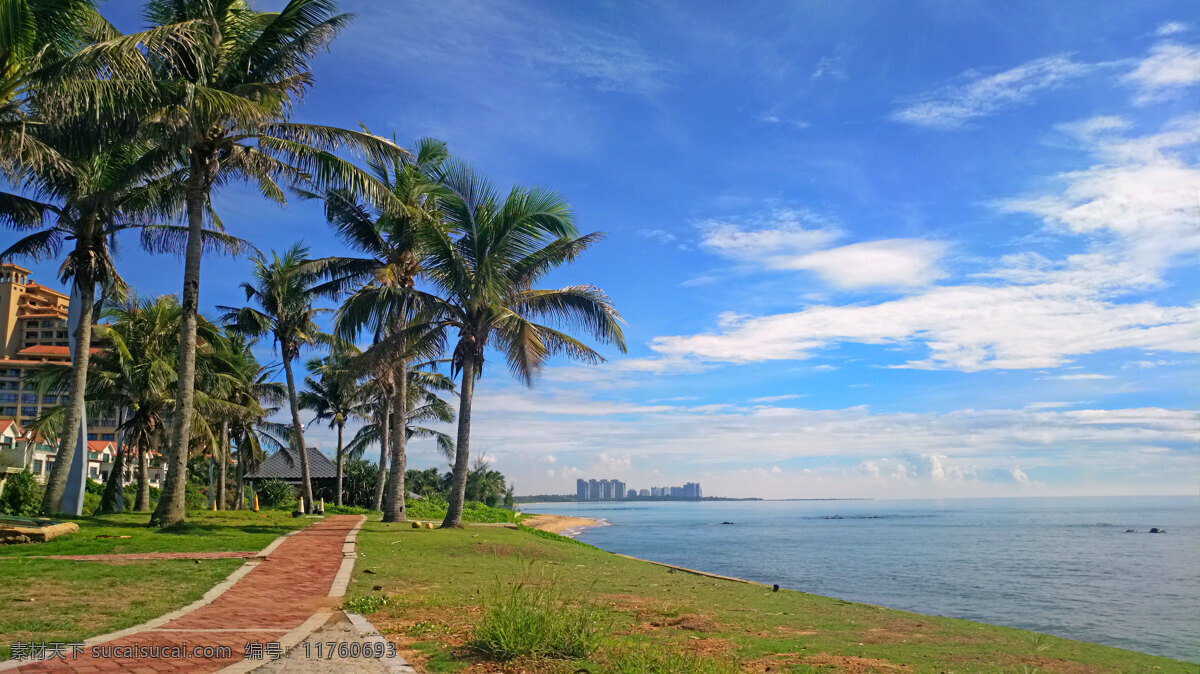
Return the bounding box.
[521,513,603,535]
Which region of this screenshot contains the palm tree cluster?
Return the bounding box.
[1,0,625,527]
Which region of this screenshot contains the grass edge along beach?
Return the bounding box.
[6,509,1190,672]
[353,515,1194,672]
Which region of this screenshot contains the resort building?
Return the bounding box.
[0,419,163,487]
[0,262,119,443]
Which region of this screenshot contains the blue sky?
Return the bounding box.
[13,1,1200,498]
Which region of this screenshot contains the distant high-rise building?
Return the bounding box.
[683,482,702,499]
[576,479,588,499]
[670,486,683,498]
[639,489,650,497]
[627,489,637,498]
[588,479,600,500]
[612,479,626,499]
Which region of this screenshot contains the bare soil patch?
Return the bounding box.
[804,653,912,672]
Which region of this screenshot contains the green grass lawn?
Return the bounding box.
[346,523,1194,673]
[0,508,309,557]
[0,557,244,660]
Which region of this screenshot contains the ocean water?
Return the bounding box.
[525,496,1199,663]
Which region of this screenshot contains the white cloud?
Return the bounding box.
[1026,402,1074,409]
[1156,22,1190,37]
[1055,374,1114,380]
[699,209,840,262]
[460,387,1200,497]
[891,56,1090,129]
[647,116,1200,372]
[776,239,949,289]
[750,394,803,403]
[759,114,811,129]
[1124,43,1200,102]
[649,285,1200,370]
[697,209,946,289]
[812,44,850,81]
[638,228,678,244]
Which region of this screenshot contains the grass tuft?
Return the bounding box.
[343,594,387,614]
[468,574,606,661]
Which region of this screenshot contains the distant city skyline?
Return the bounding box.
[576,478,702,500]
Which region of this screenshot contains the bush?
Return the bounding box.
[85,478,105,495]
[405,494,448,520]
[184,481,207,510]
[83,491,101,515]
[462,501,518,523]
[255,479,296,509]
[324,504,372,515]
[403,496,517,523]
[0,470,44,517]
[341,459,380,509]
[468,577,605,661]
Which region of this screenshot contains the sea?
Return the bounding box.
[525,496,1199,663]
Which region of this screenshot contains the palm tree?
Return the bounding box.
[141,0,407,527]
[299,350,365,506]
[321,137,447,522]
[345,363,455,472]
[0,0,108,178]
[425,163,627,528]
[87,295,182,512]
[214,333,287,510]
[0,136,242,514]
[221,243,329,512]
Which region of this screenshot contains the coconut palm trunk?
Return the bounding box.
[151,164,208,526]
[234,445,244,510]
[135,440,150,511]
[98,409,127,514]
[442,355,476,529]
[372,401,389,512]
[282,355,314,512]
[335,421,344,506]
[218,420,229,509]
[40,273,95,514]
[383,359,408,522]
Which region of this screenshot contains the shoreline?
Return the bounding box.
[519,513,605,536]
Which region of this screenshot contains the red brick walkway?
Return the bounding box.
[10,515,365,673]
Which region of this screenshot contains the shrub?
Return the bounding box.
[405,494,448,520]
[83,491,101,515]
[0,470,43,517]
[325,504,372,515]
[184,481,207,510]
[403,496,516,523]
[84,478,105,495]
[468,577,606,661]
[462,501,518,523]
[341,459,380,509]
[255,479,296,509]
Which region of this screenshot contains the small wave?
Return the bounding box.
[559,518,610,539]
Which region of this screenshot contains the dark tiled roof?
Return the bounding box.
[244,446,338,480]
